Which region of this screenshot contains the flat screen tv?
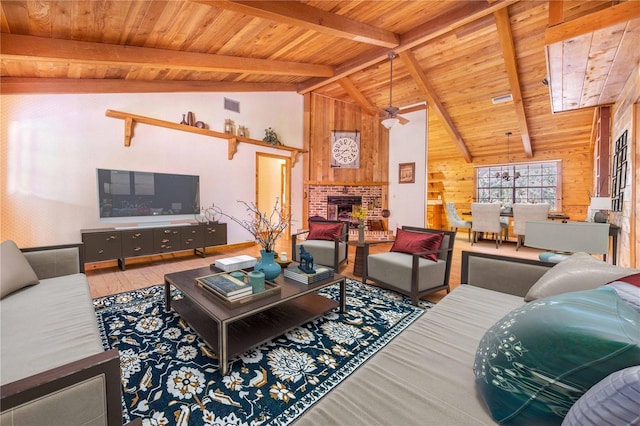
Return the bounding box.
[97,169,200,222]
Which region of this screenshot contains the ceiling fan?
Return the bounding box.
[380,52,410,128]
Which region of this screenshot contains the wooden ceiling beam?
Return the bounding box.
[494,7,533,158]
[0,77,297,95]
[193,0,400,48]
[337,77,377,115]
[400,51,472,163]
[545,1,640,44]
[297,0,517,94]
[0,34,334,78]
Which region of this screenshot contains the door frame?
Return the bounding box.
[256,152,292,240]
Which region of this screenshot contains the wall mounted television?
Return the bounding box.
[97,168,200,224]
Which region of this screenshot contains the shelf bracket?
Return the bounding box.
[228,137,239,160]
[124,117,133,147]
[290,149,301,165]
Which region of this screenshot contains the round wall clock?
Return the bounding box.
[331,135,360,168]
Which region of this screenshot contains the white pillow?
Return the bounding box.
[1,240,39,298]
[524,252,636,302]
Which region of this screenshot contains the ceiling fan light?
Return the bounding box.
[382,117,399,129]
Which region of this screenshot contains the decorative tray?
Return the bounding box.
[196,274,281,308]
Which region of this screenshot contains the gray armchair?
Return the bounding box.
[362,226,456,305]
[292,219,349,272]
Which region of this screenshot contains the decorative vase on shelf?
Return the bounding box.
[254,249,281,280]
[358,220,365,244]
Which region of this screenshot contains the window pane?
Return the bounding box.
[476,161,560,211]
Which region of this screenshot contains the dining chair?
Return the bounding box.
[471,203,508,248]
[512,203,550,250]
[445,202,472,241]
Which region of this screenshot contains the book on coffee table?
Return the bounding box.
[283,265,333,284]
[213,255,258,272]
[196,272,252,299]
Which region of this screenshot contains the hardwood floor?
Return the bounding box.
[86,233,545,302]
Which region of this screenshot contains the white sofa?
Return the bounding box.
[296,251,640,425]
[0,241,125,426]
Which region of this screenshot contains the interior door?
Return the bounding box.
[256,153,291,240]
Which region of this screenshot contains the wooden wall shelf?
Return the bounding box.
[105,109,306,164]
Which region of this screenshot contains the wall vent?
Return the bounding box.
[224,97,240,113]
[491,94,513,104]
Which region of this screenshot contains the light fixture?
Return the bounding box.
[588,196,611,222]
[381,117,399,129]
[381,52,400,129]
[495,132,520,181]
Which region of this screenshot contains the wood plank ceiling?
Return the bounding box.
[1,0,638,164]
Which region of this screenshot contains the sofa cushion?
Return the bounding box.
[296,285,525,426]
[524,252,636,302]
[307,221,344,241]
[390,228,443,261]
[1,240,39,299]
[0,273,104,385]
[562,365,640,426]
[474,286,640,425]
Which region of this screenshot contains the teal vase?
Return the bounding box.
[255,249,281,280]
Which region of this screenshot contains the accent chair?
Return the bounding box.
[362,226,456,305]
[292,219,349,272]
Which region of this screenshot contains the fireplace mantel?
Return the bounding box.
[305,181,388,186]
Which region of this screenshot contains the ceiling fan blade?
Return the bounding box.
[397,115,410,125]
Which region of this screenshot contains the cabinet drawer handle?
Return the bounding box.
[98,250,104,254]
[207,228,216,233]
[133,233,141,238]
[133,247,141,252]
[164,230,171,234]
[162,239,169,243]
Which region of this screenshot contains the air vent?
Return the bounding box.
[224,97,240,113]
[491,94,513,104]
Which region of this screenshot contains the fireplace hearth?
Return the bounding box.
[327,196,362,228]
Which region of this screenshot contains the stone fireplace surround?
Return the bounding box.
[305,185,394,242]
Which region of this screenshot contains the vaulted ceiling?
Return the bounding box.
[1,1,638,163]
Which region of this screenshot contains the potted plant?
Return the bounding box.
[221,198,290,279]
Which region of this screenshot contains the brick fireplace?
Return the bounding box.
[306,185,394,241]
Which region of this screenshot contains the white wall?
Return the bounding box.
[1,92,304,247]
[387,109,427,231]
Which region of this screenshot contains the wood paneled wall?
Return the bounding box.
[428,107,595,225]
[305,94,389,184]
[302,93,389,224]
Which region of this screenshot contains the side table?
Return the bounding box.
[347,241,367,277]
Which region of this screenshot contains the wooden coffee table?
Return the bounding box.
[164,264,346,375]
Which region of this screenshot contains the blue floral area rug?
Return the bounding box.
[94,279,429,425]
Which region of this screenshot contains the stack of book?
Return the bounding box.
[283,265,333,284]
[196,272,252,301]
[213,255,257,272]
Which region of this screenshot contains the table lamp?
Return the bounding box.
[588,197,611,223]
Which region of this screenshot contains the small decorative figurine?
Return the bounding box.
[298,245,316,274]
[237,125,247,137]
[224,119,235,135]
[263,127,282,145]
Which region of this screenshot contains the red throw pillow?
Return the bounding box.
[609,273,640,287]
[307,221,344,241]
[390,228,444,262]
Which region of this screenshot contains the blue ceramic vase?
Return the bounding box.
[255,249,281,280]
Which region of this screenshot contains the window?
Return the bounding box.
[476,160,562,210]
[611,130,627,212]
